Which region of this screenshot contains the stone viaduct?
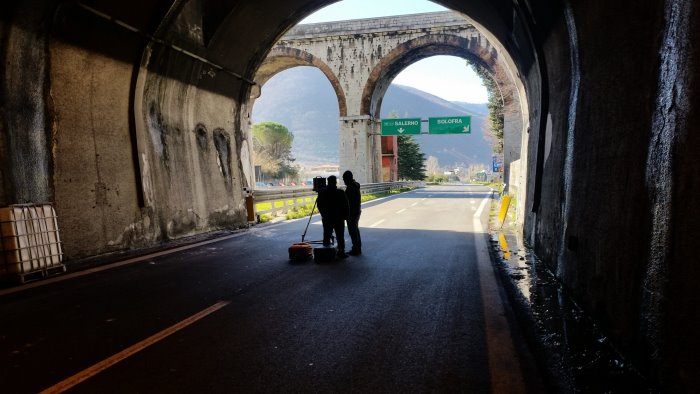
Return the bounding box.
[253,12,524,186]
[1,0,699,390]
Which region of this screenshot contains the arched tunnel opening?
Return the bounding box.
[0,0,698,391]
[250,64,342,186]
[251,66,339,185]
[252,2,499,187]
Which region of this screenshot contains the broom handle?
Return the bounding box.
[301,199,317,243]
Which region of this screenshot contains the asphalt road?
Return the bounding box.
[0,185,541,393]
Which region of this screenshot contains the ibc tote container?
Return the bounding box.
[0,204,65,283]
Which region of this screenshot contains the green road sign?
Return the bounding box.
[381,118,421,135]
[428,116,471,134]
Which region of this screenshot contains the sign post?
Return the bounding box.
[428,116,471,134]
[381,118,421,135]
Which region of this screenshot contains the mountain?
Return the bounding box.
[451,101,490,116]
[380,85,492,168]
[252,66,492,169]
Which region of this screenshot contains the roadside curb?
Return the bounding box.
[487,196,651,392]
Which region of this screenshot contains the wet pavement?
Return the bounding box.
[489,209,653,393]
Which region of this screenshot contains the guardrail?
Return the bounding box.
[251,181,424,220]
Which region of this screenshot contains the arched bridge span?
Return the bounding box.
[255,11,524,184]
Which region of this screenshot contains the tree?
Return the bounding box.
[397,135,426,180]
[467,163,488,180]
[425,155,440,176]
[251,121,298,180]
[466,60,504,154]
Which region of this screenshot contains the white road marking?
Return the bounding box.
[421,198,427,201]
[475,197,489,218]
[411,202,418,207]
[396,208,407,214]
[369,219,385,228]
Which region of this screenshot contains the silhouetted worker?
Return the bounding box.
[316,175,349,258]
[343,170,362,256]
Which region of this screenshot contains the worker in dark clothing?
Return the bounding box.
[342,170,362,256]
[316,175,349,258]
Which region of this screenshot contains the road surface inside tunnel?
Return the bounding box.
[0,185,537,393]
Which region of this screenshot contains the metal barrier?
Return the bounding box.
[251,181,424,220]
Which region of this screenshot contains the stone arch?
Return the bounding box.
[361,34,506,118]
[253,47,347,116]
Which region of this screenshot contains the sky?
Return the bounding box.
[300,0,488,103]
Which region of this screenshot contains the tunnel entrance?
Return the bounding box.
[250,7,528,192]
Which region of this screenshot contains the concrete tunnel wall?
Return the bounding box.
[0,0,699,390]
[519,0,700,390]
[0,1,254,259]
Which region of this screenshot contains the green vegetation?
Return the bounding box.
[362,186,416,202]
[251,121,298,180]
[425,174,448,184]
[286,204,316,220]
[466,60,504,154]
[255,186,417,222]
[471,180,504,189]
[489,181,505,191]
[255,197,315,213]
[397,135,426,180]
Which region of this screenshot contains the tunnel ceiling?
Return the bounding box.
[206,0,537,87]
[74,0,542,96]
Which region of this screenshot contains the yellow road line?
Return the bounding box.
[474,197,526,393]
[0,230,248,297]
[498,232,511,260]
[40,300,230,394]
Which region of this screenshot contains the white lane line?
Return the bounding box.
[475,197,489,218]
[411,202,419,207]
[369,219,385,228]
[473,195,525,391]
[470,200,476,204]
[396,208,407,214]
[421,198,427,201]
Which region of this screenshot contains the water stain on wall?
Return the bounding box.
[195,123,209,151]
[213,128,232,183]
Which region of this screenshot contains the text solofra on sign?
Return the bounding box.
[428,116,471,134]
[381,118,421,135]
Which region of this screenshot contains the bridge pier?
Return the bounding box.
[338,116,382,184]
